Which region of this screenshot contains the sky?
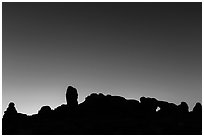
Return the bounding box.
[2,2,202,115]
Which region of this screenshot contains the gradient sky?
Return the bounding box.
[3,2,201,115]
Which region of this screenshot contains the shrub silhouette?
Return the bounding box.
[2,86,202,135]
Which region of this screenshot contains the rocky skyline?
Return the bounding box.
[3,86,202,135]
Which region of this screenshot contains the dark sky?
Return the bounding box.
[3,2,201,115]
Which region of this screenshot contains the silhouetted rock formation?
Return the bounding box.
[66,86,78,109]
[2,86,202,135]
[178,102,189,113]
[38,106,52,115]
[4,102,17,115]
[193,102,202,113]
[2,102,29,134]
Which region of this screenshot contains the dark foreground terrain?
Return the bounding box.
[2,86,202,135]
